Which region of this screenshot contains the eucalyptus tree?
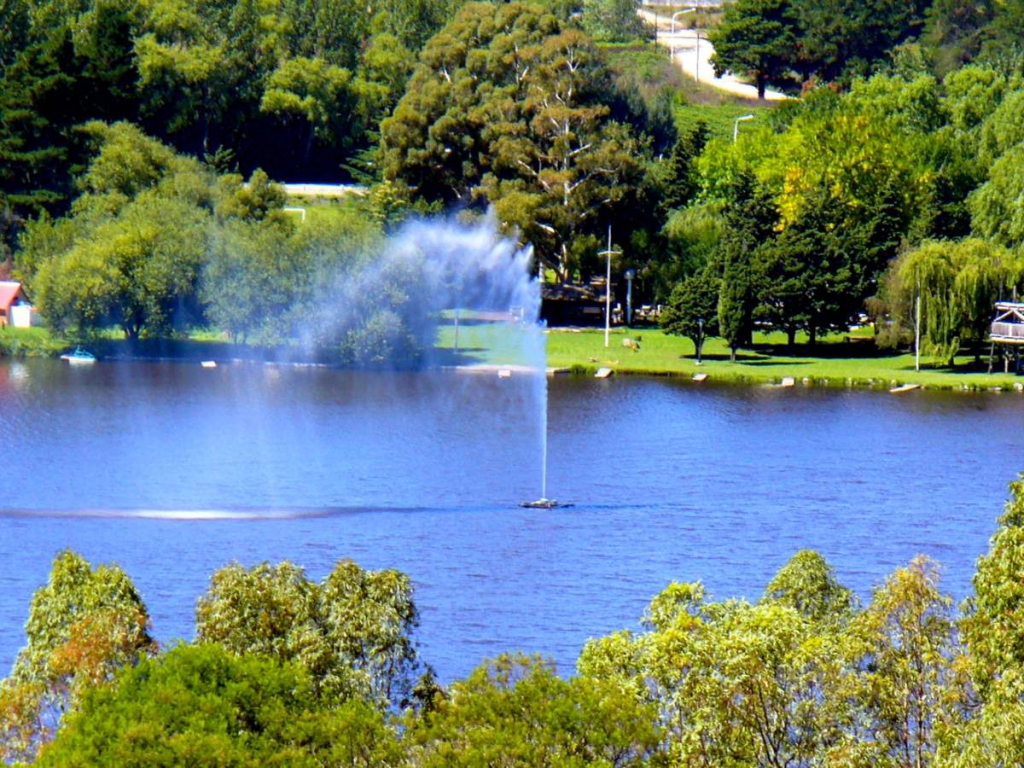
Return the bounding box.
[962,476,1024,701]
[844,557,967,767]
[196,558,421,709]
[381,2,645,279]
[36,644,403,767]
[950,477,1024,764]
[577,573,855,766]
[0,550,155,763]
[404,653,662,766]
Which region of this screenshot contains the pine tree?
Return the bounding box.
[0,28,80,216]
[662,121,709,213]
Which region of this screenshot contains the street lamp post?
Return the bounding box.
[693,29,701,84]
[670,8,695,62]
[599,226,619,348]
[625,269,636,326]
[733,113,754,142]
[697,317,704,364]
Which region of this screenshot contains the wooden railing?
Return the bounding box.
[991,322,1024,339]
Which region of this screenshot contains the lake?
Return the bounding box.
[1,359,1021,681]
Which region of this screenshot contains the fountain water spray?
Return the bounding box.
[295,215,562,505]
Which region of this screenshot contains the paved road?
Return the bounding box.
[640,9,788,101]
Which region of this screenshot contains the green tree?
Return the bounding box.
[970,144,1024,251]
[661,121,709,214]
[35,192,210,339]
[319,559,420,708]
[134,0,234,155]
[260,56,355,171]
[789,0,931,82]
[581,0,650,43]
[708,0,796,99]
[0,27,80,217]
[37,644,403,767]
[579,578,853,766]
[712,176,776,360]
[762,549,856,626]
[895,239,960,365]
[846,556,966,766]
[0,0,28,75]
[404,653,662,766]
[202,219,298,343]
[382,3,645,279]
[0,550,154,763]
[891,238,1020,366]
[962,476,1024,701]
[195,558,420,708]
[660,271,720,360]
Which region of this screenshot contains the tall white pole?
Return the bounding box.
[695,32,700,84]
[915,287,921,373]
[604,225,612,348]
[671,9,694,63]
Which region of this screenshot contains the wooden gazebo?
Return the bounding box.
[989,302,1024,373]
[990,302,1024,344]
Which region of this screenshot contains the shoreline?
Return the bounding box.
[543,328,1024,393]
[6,326,1024,393]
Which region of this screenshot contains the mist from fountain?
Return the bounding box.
[298,216,550,502]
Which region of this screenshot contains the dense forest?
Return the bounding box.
[2,0,1024,365]
[4,478,1024,764]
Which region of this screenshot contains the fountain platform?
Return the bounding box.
[519,499,573,509]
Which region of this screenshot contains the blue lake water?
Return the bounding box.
[0,359,1021,681]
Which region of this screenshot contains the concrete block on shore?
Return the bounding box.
[781,377,795,387]
[890,383,920,394]
[595,367,614,379]
[692,372,708,382]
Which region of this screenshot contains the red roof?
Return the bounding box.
[0,281,26,312]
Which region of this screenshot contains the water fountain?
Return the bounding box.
[322,216,567,507]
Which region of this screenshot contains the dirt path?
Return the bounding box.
[639,9,789,102]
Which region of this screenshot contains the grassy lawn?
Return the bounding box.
[0,326,66,356]
[544,327,1024,391]
[674,101,771,141]
[433,314,545,367]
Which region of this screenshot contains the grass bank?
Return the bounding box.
[11,322,1024,392]
[544,327,1024,392]
[0,327,66,357]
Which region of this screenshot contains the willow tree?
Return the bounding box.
[970,144,1024,251]
[894,238,1020,365]
[896,240,961,366]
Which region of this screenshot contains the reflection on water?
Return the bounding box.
[1,359,1022,680]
